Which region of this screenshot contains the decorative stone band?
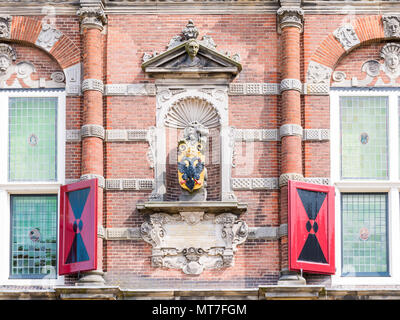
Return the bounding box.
[105,83,156,96]
[279,173,304,187]
[66,128,330,143]
[80,173,105,189]
[277,6,304,34]
[104,82,332,96]
[66,176,154,191]
[105,178,154,191]
[101,224,288,241]
[232,176,331,190]
[82,78,104,94]
[80,124,105,140]
[229,83,280,95]
[232,178,279,190]
[279,124,303,139]
[280,78,302,93]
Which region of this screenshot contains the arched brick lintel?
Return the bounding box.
[9,16,81,69]
[307,15,385,75]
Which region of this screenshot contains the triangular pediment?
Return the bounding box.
[141,20,242,79]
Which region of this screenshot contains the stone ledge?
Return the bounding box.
[137,201,247,215]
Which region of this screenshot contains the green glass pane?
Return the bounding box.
[340,96,388,179]
[8,97,57,181]
[341,193,388,276]
[10,195,57,279]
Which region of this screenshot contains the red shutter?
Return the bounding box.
[288,180,335,275]
[59,179,98,275]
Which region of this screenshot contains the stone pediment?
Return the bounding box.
[141,20,242,78]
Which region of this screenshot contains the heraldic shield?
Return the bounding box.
[178,123,208,193]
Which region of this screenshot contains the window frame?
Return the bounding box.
[0,89,65,285]
[331,88,400,286]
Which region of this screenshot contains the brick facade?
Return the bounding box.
[1,0,400,300]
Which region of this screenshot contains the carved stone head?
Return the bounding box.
[0,43,16,74]
[185,39,200,59]
[381,43,400,75]
[383,15,400,38]
[0,16,11,39]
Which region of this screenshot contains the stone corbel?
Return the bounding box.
[277,6,304,34]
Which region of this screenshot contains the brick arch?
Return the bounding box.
[9,16,81,69]
[306,15,385,83]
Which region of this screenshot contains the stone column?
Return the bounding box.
[76,0,107,286]
[277,4,306,285]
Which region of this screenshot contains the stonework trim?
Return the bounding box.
[280,78,302,93]
[232,178,279,190]
[82,78,104,93]
[279,124,303,138]
[81,124,105,140]
[279,173,304,187]
[80,173,105,188]
[67,128,330,143]
[103,225,286,241]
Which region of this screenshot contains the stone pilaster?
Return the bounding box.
[277,3,306,285]
[76,0,107,286]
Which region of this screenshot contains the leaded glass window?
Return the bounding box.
[340,96,388,179]
[341,193,388,277]
[10,195,58,279]
[8,97,57,181]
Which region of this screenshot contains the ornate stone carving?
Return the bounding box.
[139,204,248,275]
[77,6,107,31]
[0,16,12,39]
[80,124,105,140]
[182,19,199,40]
[333,23,360,51]
[277,7,304,34]
[36,23,63,52]
[279,173,304,187]
[306,60,332,94]
[332,71,347,82]
[279,123,303,138]
[383,15,400,38]
[306,61,332,85]
[0,44,65,89]
[142,20,241,77]
[164,96,220,129]
[280,78,302,93]
[82,78,104,93]
[380,42,400,79]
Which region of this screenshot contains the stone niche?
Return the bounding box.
[139,20,247,275]
[138,202,248,275]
